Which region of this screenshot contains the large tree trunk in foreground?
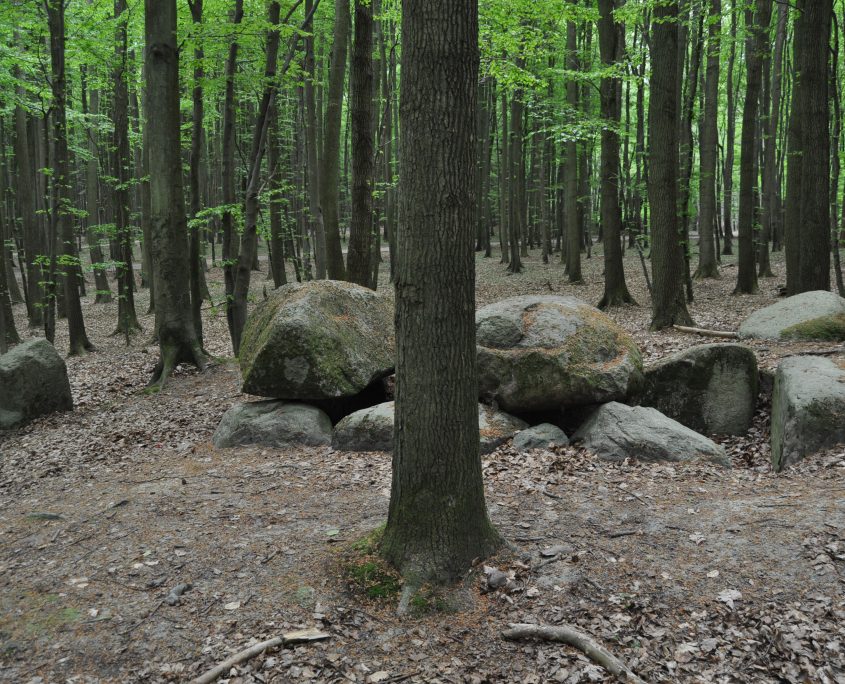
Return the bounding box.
[597,0,634,308]
[47,0,92,355]
[648,0,693,330]
[382,0,500,585]
[346,0,375,287]
[145,0,207,386]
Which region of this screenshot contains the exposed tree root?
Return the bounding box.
[502,623,647,684]
[672,324,739,339]
[189,629,330,684]
[147,338,208,390]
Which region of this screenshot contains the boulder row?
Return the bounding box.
[572,402,729,466]
[476,295,643,413]
[638,343,758,435]
[0,339,73,430]
[239,280,394,400]
[213,400,332,448]
[771,356,845,471]
[331,401,528,454]
[738,290,845,341]
[513,423,569,450]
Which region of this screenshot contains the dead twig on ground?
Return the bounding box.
[672,325,739,339]
[502,622,647,684]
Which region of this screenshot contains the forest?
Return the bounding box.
[1,0,844,682]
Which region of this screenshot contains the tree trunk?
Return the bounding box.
[268,98,287,289]
[188,0,205,344]
[648,0,694,329]
[145,0,207,386]
[597,0,635,308]
[786,0,833,293]
[734,0,771,295]
[722,6,738,255]
[381,0,500,585]
[564,6,582,282]
[320,0,351,280]
[113,0,140,337]
[47,0,93,355]
[346,0,375,287]
[695,0,721,279]
[507,85,524,274]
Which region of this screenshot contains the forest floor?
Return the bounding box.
[1,244,844,684]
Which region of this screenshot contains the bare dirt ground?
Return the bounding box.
[1,244,844,684]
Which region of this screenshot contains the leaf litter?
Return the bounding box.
[0,249,844,683]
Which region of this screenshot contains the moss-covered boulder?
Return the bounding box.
[239,280,394,400]
[0,339,73,430]
[771,356,845,471]
[213,400,332,448]
[638,343,758,435]
[476,296,643,412]
[573,402,729,466]
[738,291,845,341]
[331,401,527,454]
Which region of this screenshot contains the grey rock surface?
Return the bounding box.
[331,401,527,454]
[771,356,845,471]
[239,280,394,400]
[476,295,643,412]
[0,339,73,430]
[738,290,845,341]
[213,400,332,448]
[572,402,729,466]
[512,423,569,450]
[639,343,758,435]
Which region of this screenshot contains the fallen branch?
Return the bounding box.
[672,325,738,339]
[190,628,330,684]
[502,623,647,684]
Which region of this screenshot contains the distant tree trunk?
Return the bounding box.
[346,0,375,287]
[734,0,771,295]
[268,99,287,288]
[500,89,510,266]
[722,6,737,256]
[695,0,721,279]
[564,5,582,282]
[786,0,833,294]
[321,0,351,280]
[507,85,524,274]
[15,100,43,326]
[303,0,327,279]
[188,0,206,344]
[0,177,19,347]
[597,0,635,308]
[648,0,694,329]
[46,0,92,355]
[758,1,786,278]
[145,0,207,386]
[113,0,140,337]
[221,0,244,344]
[381,0,500,585]
[80,68,112,303]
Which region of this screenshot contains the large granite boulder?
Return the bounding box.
[771,356,845,471]
[331,401,527,454]
[572,402,729,466]
[0,339,73,430]
[638,344,758,435]
[239,280,394,400]
[738,291,845,341]
[513,423,569,451]
[213,400,332,448]
[476,296,643,413]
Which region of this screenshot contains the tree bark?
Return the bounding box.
[648,0,694,330]
[382,0,500,584]
[597,0,635,308]
[113,0,140,337]
[734,0,771,295]
[320,0,350,280]
[695,0,721,279]
[188,0,206,344]
[346,0,375,287]
[564,4,582,282]
[145,0,207,386]
[722,6,738,255]
[46,0,93,355]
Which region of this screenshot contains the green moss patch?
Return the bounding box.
[341,526,403,601]
[780,313,845,342]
